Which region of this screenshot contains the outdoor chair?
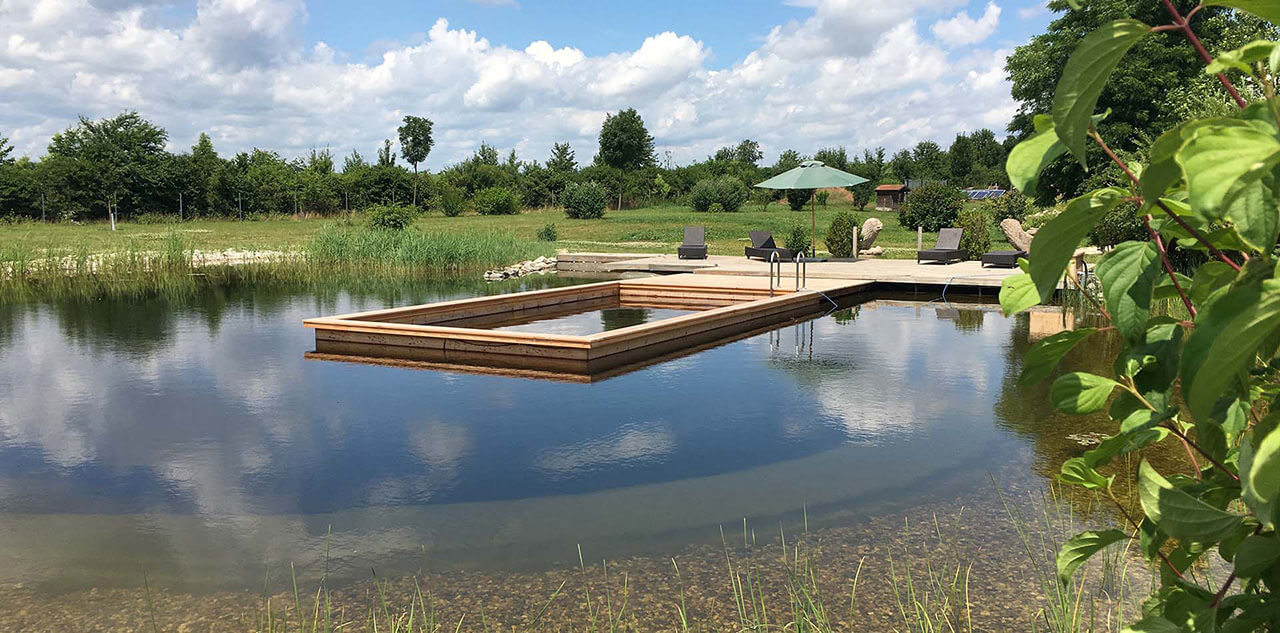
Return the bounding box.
[678,226,708,259]
[981,249,1026,268]
[745,231,795,261]
[917,228,966,264]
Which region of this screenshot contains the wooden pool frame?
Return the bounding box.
[304,278,871,378]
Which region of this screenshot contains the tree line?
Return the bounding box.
[0,107,1014,223]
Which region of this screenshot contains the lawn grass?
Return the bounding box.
[0,202,1013,262]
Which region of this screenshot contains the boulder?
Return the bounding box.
[1000,218,1033,252]
[859,218,883,251]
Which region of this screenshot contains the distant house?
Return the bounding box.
[875,184,908,211]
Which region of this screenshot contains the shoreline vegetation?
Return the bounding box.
[0,203,1007,297]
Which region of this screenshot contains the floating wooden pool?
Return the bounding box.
[304,275,872,379]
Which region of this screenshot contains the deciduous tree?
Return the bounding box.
[397,115,434,207]
[594,108,655,170]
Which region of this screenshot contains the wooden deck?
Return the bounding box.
[555,253,1020,289]
[305,275,872,379]
[305,254,1022,380]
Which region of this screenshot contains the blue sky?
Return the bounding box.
[0,0,1058,167]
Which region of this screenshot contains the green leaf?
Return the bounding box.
[1018,328,1097,386]
[1051,372,1119,413]
[1176,124,1280,219]
[1205,1,1280,25]
[1052,19,1151,166]
[1006,115,1068,196]
[1190,261,1238,307]
[1028,187,1126,302]
[1223,176,1280,253]
[1121,615,1181,633]
[1152,272,1193,302]
[1233,534,1280,577]
[1096,241,1162,340]
[1138,460,1244,543]
[1141,122,1193,205]
[1245,427,1280,526]
[1240,432,1277,529]
[999,271,1040,316]
[1180,280,1280,423]
[1060,457,1113,489]
[1057,529,1127,583]
[1205,39,1276,74]
[1084,427,1168,468]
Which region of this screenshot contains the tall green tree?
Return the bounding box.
[0,132,12,164]
[397,115,434,207]
[377,139,396,167]
[47,111,169,227]
[547,142,577,172]
[910,141,947,181]
[813,147,849,171]
[948,133,974,184]
[888,149,913,183]
[773,149,802,172]
[1005,0,1274,203]
[594,108,655,170]
[734,139,762,165]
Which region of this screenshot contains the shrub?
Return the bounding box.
[1088,200,1145,247]
[956,207,992,260]
[899,183,965,232]
[473,186,521,216]
[689,177,749,212]
[366,204,418,231]
[709,202,725,213]
[689,179,717,212]
[815,190,829,206]
[440,185,465,217]
[786,189,813,211]
[536,223,557,242]
[984,189,1030,223]
[715,177,749,212]
[784,224,811,256]
[562,181,609,219]
[825,211,858,258]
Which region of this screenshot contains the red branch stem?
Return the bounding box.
[1144,215,1197,318]
[1160,0,1248,108]
[1089,131,1242,272]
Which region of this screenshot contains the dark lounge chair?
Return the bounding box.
[745,231,795,261]
[981,249,1027,268]
[917,228,965,264]
[678,226,708,259]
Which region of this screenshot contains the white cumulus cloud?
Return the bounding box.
[0,0,1018,167]
[931,2,1002,47]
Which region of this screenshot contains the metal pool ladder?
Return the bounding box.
[767,251,807,296]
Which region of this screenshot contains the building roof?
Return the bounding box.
[875,184,907,192]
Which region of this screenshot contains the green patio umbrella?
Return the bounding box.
[755,160,869,258]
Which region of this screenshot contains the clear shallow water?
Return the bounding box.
[492,306,696,335]
[0,277,1067,593]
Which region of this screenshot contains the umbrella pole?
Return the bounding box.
[810,194,817,258]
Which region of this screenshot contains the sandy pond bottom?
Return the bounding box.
[0,456,1150,633]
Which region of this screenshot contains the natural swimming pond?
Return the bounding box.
[0,274,1130,628]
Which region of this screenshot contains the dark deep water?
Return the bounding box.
[0,275,1094,593]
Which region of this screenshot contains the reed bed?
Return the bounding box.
[0,226,552,301]
[304,225,551,272]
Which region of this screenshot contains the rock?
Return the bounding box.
[858,246,884,256]
[483,257,557,281]
[1000,218,1033,252]
[859,218,882,251]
